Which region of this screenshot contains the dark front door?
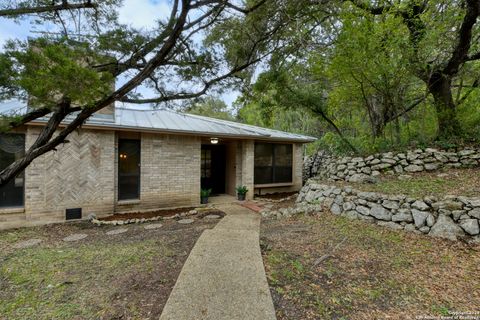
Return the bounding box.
[201,145,226,195]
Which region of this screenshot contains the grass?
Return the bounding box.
[320,167,480,198]
[1,241,167,319]
[261,213,480,320]
[0,219,217,320]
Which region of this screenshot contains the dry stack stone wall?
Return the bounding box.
[296,182,480,241]
[304,147,480,183]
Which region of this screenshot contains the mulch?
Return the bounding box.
[255,192,297,200]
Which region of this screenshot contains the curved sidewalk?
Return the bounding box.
[159,204,276,320]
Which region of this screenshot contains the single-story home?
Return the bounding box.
[0,104,315,229]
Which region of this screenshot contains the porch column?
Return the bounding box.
[241,140,255,200]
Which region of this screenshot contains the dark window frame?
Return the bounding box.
[254,142,293,185]
[0,133,26,208]
[117,138,141,201]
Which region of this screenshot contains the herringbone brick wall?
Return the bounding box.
[24,127,116,222]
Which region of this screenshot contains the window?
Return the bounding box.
[254,143,293,184]
[118,139,141,200]
[0,134,25,208]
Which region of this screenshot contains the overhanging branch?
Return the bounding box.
[0,1,97,17]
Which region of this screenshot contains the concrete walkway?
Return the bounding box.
[159,205,276,320]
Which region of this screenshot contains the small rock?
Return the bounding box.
[429,215,465,241]
[330,203,342,215]
[459,219,480,235]
[419,226,430,233]
[63,234,88,242]
[426,214,435,227]
[392,209,413,222]
[144,223,163,230]
[412,209,429,228]
[356,205,370,216]
[13,239,43,249]
[412,200,429,211]
[370,205,392,221]
[87,213,97,221]
[382,200,399,210]
[404,164,423,172]
[178,219,194,224]
[204,214,221,219]
[106,228,128,235]
[398,174,412,180]
[404,224,416,232]
[468,208,480,219]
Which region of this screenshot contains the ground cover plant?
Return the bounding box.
[261,213,480,320]
[0,217,220,319]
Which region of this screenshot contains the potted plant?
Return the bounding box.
[236,185,248,201]
[200,188,212,204]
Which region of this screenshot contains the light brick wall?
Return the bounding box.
[115,132,201,212]
[240,140,255,200]
[0,128,306,230]
[23,127,116,224]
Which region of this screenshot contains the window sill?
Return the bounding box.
[117,199,141,205]
[254,182,293,188]
[0,207,25,215]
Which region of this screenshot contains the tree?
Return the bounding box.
[348,0,480,140]
[183,96,235,120]
[0,0,288,187]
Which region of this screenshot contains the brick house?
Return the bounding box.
[0,105,315,229]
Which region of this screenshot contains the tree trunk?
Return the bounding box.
[428,72,463,140]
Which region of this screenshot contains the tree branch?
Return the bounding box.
[0,1,97,17]
[444,0,480,75]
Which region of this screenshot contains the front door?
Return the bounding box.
[201,145,226,195]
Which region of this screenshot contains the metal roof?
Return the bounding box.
[1,101,316,142]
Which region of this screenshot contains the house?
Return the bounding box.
[0,104,316,229]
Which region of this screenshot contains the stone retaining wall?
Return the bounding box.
[295,182,480,241]
[304,147,480,183]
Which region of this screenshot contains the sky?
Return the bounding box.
[0,0,240,111]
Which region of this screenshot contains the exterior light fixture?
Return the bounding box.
[119,153,127,159]
[210,138,219,144]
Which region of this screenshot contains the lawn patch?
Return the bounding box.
[261,213,480,319]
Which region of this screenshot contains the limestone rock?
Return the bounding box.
[382,200,400,210]
[370,205,392,221]
[412,209,429,228]
[404,165,423,172]
[412,200,429,211]
[392,209,413,222]
[356,205,370,216]
[429,215,465,240]
[178,219,194,224]
[330,203,342,215]
[106,228,128,235]
[469,208,480,219]
[63,234,88,242]
[459,219,480,235]
[144,223,163,230]
[13,239,42,249]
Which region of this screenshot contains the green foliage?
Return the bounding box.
[200,188,212,197]
[184,96,235,121]
[235,185,248,195]
[1,38,113,108]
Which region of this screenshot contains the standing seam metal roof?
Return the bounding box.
[111,108,316,142]
[0,100,317,142]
